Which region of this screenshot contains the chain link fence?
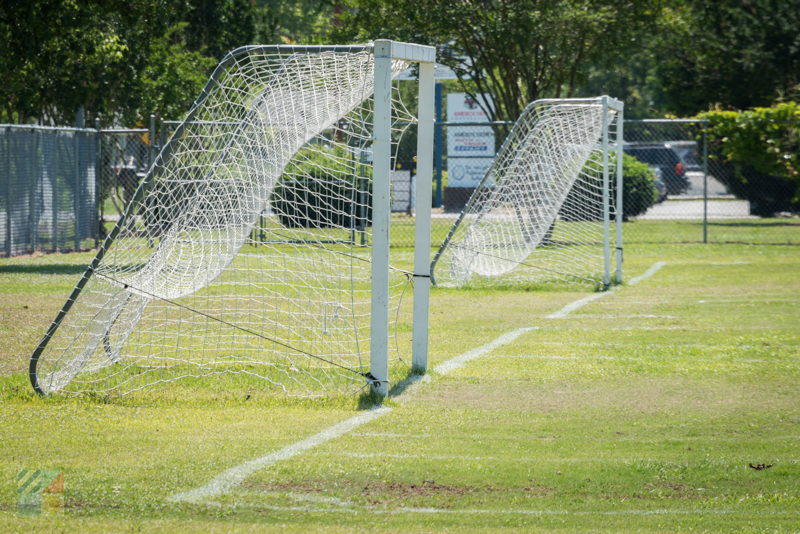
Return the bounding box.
[623,119,800,245]
[98,127,154,228]
[1,125,98,256]
[433,118,800,249]
[4,116,797,258]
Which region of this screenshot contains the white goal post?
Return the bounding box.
[29,40,435,398]
[432,96,624,289]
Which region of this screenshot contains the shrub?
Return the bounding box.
[563,152,658,221]
[270,143,372,228]
[617,153,659,218]
[697,102,800,216]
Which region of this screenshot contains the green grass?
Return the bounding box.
[1,221,799,531]
[624,218,800,245]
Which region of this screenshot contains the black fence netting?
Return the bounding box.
[1,125,98,256]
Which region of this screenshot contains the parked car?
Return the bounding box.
[624,144,690,195]
[664,141,701,172]
[650,166,667,203]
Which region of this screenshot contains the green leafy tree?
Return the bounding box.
[138,24,218,122]
[698,102,800,215]
[334,0,660,120]
[0,0,255,125]
[255,0,335,44]
[182,0,256,59]
[654,0,800,115]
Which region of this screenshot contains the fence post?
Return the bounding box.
[159,117,167,151]
[95,118,102,247]
[4,127,11,257]
[73,130,82,251]
[29,129,40,253]
[149,114,156,171]
[702,122,709,244]
[434,82,443,208]
[51,131,59,253]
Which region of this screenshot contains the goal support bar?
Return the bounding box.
[370,40,435,396]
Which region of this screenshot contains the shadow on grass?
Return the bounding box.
[0,264,87,275]
[708,220,800,228]
[355,366,428,410]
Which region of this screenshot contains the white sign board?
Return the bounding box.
[446,93,494,187]
[446,158,493,189]
[391,170,414,212]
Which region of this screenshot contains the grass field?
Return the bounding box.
[1,220,799,532]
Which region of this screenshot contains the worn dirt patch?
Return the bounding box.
[639,479,699,499]
[244,477,553,504]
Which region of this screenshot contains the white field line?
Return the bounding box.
[168,406,391,503]
[170,264,669,504]
[545,292,607,319]
[168,327,535,503]
[627,261,667,286]
[546,261,667,319]
[432,327,537,375]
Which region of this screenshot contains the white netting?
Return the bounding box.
[432,99,620,288]
[31,45,417,396]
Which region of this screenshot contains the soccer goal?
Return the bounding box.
[432,96,624,289]
[29,41,436,398]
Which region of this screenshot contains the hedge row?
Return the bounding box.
[697,102,800,216]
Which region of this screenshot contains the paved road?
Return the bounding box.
[637,198,752,220]
[684,171,729,196]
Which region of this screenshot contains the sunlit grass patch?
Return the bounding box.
[0,233,799,530]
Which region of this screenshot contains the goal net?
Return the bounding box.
[432,97,624,289]
[30,42,435,397]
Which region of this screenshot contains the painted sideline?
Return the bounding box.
[546,261,666,319]
[628,261,667,286]
[169,261,666,504]
[169,406,391,503]
[168,327,533,504]
[433,327,537,375]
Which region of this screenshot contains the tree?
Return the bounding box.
[138,24,218,121]
[183,0,257,59]
[698,103,800,215]
[334,0,661,120]
[254,0,335,44]
[653,0,800,115]
[0,0,255,125]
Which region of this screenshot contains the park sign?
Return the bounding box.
[446,93,495,188]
